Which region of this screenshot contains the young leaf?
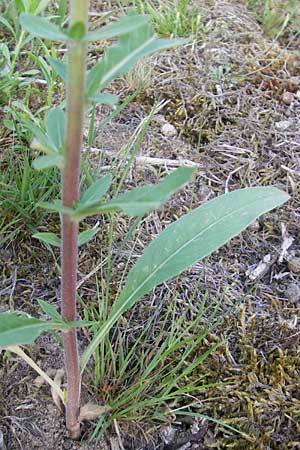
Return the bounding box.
[85,15,150,42]
[19,13,69,41]
[68,21,86,40]
[78,228,98,246]
[33,230,98,247]
[38,300,62,321]
[38,200,74,215]
[30,123,58,155]
[86,19,188,96]
[45,107,65,150]
[0,313,51,347]
[33,232,61,247]
[81,187,289,370]
[72,167,195,220]
[48,56,68,82]
[80,173,112,205]
[32,154,64,170]
[89,93,119,106]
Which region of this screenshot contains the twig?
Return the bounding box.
[113,419,126,450]
[90,147,203,169]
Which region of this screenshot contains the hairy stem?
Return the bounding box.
[61,0,88,439]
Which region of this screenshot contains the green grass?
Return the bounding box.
[246,0,299,40]
[81,277,225,440]
[0,147,60,245]
[133,0,203,38]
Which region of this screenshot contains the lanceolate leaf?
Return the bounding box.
[38,299,62,321]
[89,93,119,106]
[78,228,98,246]
[19,13,69,41]
[80,173,112,205]
[86,19,187,96]
[33,230,98,247]
[32,154,64,170]
[0,313,51,347]
[85,15,150,42]
[45,107,65,150]
[48,56,68,82]
[72,167,195,220]
[33,232,61,247]
[38,200,74,215]
[81,187,289,370]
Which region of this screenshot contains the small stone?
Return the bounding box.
[288,257,300,273]
[161,122,177,137]
[153,114,166,125]
[285,283,300,303]
[281,91,294,105]
[160,425,176,445]
[249,220,260,231]
[296,90,300,101]
[275,120,292,131]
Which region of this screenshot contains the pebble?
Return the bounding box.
[288,257,300,273]
[296,90,300,101]
[161,122,177,137]
[275,120,293,131]
[285,283,300,303]
[281,91,294,105]
[249,220,260,231]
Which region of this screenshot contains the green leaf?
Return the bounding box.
[86,19,188,96]
[45,107,65,150]
[80,173,112,205]
[33,230,98,247]
[33,232,61,247]
[0,313,50,347]
[38,200,74,215]
[30,123,57,155]
[68,21,86,40]
[32,154,64,170]
[19,13,69,41]
[38,300,62,321]
[85,14,150,41]
[78,228,98,246]
[73,167,195,220]
[48,56,67,82]
[81,187,289,370]
[89,93,119,106]
[0,16,16,38]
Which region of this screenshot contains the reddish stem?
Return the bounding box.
[61,1,88,439]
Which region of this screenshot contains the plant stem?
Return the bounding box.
[61,0,88,439]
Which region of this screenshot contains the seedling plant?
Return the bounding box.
[0,0,290,441]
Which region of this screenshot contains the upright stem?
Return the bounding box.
[61,0,88,439]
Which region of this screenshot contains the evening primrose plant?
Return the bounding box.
[0,0,290,441]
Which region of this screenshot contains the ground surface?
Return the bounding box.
[1,0,300,449]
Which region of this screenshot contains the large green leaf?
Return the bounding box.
[86,19,187,96]
[0,313,51,347]
[85,15,150,41]
[72,167,195,221]
[19,13,69,41]
[81,187,289,370]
